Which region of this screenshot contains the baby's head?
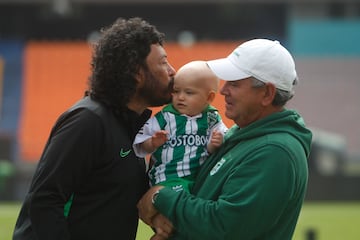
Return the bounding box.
[172,60,220,116]
[175,60,219,92]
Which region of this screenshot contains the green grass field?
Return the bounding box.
[1,202,360,240]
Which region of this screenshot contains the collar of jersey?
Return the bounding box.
[162,104,217,115]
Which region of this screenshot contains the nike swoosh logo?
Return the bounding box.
[120,148,132,157]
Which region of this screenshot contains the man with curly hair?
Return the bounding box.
[13,17,175,240]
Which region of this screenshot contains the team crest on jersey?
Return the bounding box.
[210,158,226,176]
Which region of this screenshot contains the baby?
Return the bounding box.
[133,60,228,192]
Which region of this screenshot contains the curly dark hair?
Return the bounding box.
[87,17,165,113]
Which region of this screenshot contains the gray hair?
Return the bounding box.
[251,77,298,106]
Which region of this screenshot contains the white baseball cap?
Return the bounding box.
[207,39,298,92]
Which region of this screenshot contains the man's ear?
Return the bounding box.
[207,91,216,103]
[135,66,145,84]
[262,83,276,106]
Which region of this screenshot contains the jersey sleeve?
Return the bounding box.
[133,116,162,157]
[208,112,228,139]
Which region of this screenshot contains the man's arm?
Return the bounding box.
[27,109,104,239]
[140,146,298,239]
[137,185,174,239]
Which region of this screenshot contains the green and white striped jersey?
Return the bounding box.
[133,104,228,186]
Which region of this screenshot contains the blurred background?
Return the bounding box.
[0,0,360,204]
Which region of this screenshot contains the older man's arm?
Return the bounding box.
[137,185,174,239]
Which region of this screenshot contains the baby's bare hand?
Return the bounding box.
[152,131,168,148]
[210,130,223,147]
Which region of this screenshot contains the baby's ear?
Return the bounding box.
[207,90,216,103]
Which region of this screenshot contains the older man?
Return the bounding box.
[138,38,312,240]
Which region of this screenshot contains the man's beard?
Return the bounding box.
[139,70,174,107]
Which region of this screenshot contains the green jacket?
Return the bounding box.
[154,109,312,240]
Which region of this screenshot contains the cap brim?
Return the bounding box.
[207,58,251,81]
